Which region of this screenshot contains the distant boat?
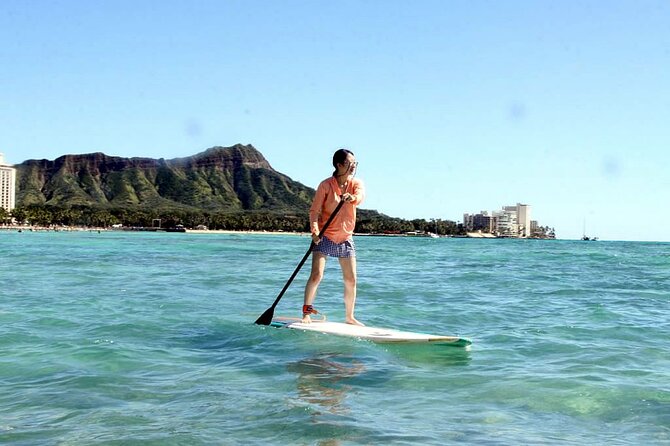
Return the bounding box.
[405,231,439,238]
[166,225,186,233]
[582,219,598,241]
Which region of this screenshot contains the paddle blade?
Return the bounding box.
[255,306,275,326]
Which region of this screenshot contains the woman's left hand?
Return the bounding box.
[342,193,355,203]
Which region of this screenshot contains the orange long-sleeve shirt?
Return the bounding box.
[309,176,365,244]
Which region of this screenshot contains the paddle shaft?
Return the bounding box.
[255,197,346,325]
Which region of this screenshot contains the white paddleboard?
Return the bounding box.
[271,317,471,347]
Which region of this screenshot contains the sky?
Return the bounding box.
[1,1,668,241]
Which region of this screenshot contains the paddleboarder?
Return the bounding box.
[302,148,365,326]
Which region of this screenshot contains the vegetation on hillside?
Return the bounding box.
[3,204,465,236]
[4,145,465,235]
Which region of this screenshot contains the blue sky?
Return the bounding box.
[1,1,668,241]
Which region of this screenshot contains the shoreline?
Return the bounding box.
[1,225,555,240]
[185,229,309,236]
[0,225,313,236]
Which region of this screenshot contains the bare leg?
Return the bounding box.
[303,252,326,323]
[339,256,363,326]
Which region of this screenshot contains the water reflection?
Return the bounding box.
[286,347,469,445]
[287,353,365,417]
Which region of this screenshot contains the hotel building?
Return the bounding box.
[0,153,17,213]
[464,203,532,238]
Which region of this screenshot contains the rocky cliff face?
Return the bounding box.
[16,144,314,212]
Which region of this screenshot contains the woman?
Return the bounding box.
[302,149,365,326]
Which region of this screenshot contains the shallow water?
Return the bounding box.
[1,231,668,444]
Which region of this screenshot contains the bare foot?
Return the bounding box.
[345,318,365,326]
[301,314,312,324]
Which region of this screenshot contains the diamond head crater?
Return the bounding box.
[6,144,460,235]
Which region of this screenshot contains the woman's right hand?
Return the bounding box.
[342,193,355,202]
[311,233,321,244]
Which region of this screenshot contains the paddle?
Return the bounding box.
[255,198,346,325]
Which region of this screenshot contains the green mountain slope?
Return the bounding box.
[15,144,314,213]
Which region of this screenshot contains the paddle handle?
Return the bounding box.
[267,198,346,311]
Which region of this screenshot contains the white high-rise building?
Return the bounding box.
[465,203,540,238]
[516,203,531,238]
[0,153,17,213]
[494,203,531,237]
[495,208,519,237]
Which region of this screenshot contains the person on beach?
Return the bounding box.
[302,149,365,326]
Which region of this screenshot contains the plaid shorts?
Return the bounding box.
[314,236,356,258]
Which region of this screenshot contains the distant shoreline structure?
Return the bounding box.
[465,231,497,238]
[1,224,556,239]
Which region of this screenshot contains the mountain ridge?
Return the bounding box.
[15,144,315,214]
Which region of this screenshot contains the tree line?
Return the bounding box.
[0,204,466,236]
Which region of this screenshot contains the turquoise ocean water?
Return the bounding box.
[1,231,668,445]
